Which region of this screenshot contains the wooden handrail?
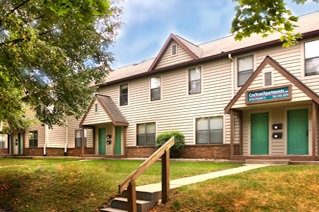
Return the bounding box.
[118,136,175,212]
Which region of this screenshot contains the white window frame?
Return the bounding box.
[150,76,161,101]
[119,83,128,106]
[304,39,319,76]
[195,116,223,144]
[237,55,254,87]
[75,129,87,148]
[171,44,177,56]
[29,131,38,148]
[188,66,201,95]
[136,122,156,146]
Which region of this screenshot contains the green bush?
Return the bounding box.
[156,131,185,158]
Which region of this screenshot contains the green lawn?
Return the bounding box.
[0,158,240,212]
[153,164,319,212]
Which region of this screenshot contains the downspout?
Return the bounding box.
[228,54,234,98]
[44,125,48,156]
[64,120,68,156]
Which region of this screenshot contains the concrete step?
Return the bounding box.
[245,159,290,165]
[100,208,128,212]
[110,197,156,212]
[121,190,161,201]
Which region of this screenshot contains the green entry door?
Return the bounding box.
[18,133,22,155]
[251,112,269,155]
[115,126,122,155]
[98,128,106,155]
[288,109,308,155]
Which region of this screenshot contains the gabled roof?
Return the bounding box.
[80,94,128,127]
[148,33,201,71]
[224,56,319,114]
[96,11,319,87]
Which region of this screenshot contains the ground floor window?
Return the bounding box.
[196,116,223,144]
[75,129,87,147]
[29,131,38,148]
[0,134,5,148]
[137,122,156,146]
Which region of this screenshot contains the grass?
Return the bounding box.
[152,164,319,212]
[0,158,240,212]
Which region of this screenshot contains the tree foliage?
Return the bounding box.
[0,0,122,133]
[231,0,318,47]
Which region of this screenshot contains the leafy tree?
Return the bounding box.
[231,0,318,47]
[0,0,122,133]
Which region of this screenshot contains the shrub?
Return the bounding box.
[156,131,185,158]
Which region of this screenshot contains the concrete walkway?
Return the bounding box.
[136,164,269,192]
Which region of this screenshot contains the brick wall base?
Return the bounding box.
[23,148,94,156]
[0,148,8,154]
[126,144,239,159]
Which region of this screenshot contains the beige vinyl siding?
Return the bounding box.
[232,64,311,109]
[82,99,112,125]
[156,41,194,69]
[67,116,93,148]
[242,111,249,155]
[47,125,66,148]
[270,108,285,155]
[25,108,45,148]
[100,59,232,146]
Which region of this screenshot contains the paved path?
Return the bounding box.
[136,164,269,192]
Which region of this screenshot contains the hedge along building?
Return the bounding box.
[1,11,319,160]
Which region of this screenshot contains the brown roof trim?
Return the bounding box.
[224,56,319,114]
[98,29,319,88]
[148,33,199,71]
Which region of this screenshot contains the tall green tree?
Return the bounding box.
[0,0,122,133]
[232,0,318,47]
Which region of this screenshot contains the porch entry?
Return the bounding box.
[251,112,269,155]
[287,109,308,155]
[98,128,106,155]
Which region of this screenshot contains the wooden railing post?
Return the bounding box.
[161,149,170,203]
[127,180,137,212]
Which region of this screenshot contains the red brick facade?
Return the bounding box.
[126,144,239,159]
[0,148,8,154]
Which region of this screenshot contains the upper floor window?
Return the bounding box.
[189,67,201,94]
[196,116,223,144]
[305,40,319,76]
[172,44,177,55]
[238,55,253,87]
[151,76,161,101]
[137,122,156,146]
[29,131,38,148]
[75,129,87,147]
[94,103,98,112]
[120,84,128,106]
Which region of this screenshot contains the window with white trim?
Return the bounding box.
[29,131,38,148]
[189,67,201,94]
[264,72,272,86]
[196,117,223,144]
[75,129,87,147]
[151,76,161,101]
[137,123,156,146]
[172,44,177,55]
[238,55,253,87]
[305,40,319,76]
[120,84,128,106]
[0,134,5,148]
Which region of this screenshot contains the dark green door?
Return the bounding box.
[115,127,121,155]
[251,112,269,155]
[288,109,308,155]
[18,133,22,154]
[98,128,106,155]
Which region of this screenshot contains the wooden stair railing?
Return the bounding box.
[118,136,175,212]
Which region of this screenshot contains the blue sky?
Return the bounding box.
[109,0,319,69]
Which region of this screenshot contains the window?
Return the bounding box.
[29,131,38,148]
[172,44,177,55]
[0,134,4,148]
[305,40,319,76]
[196,117,223,144]
[137,123,156,146]
[95,103,98,112]
[120,84,128,106]
[151,76,161,101]
[75,129,87,147]
[189,67,201,94]
[264,72,272,86]
[238,55,253,87]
